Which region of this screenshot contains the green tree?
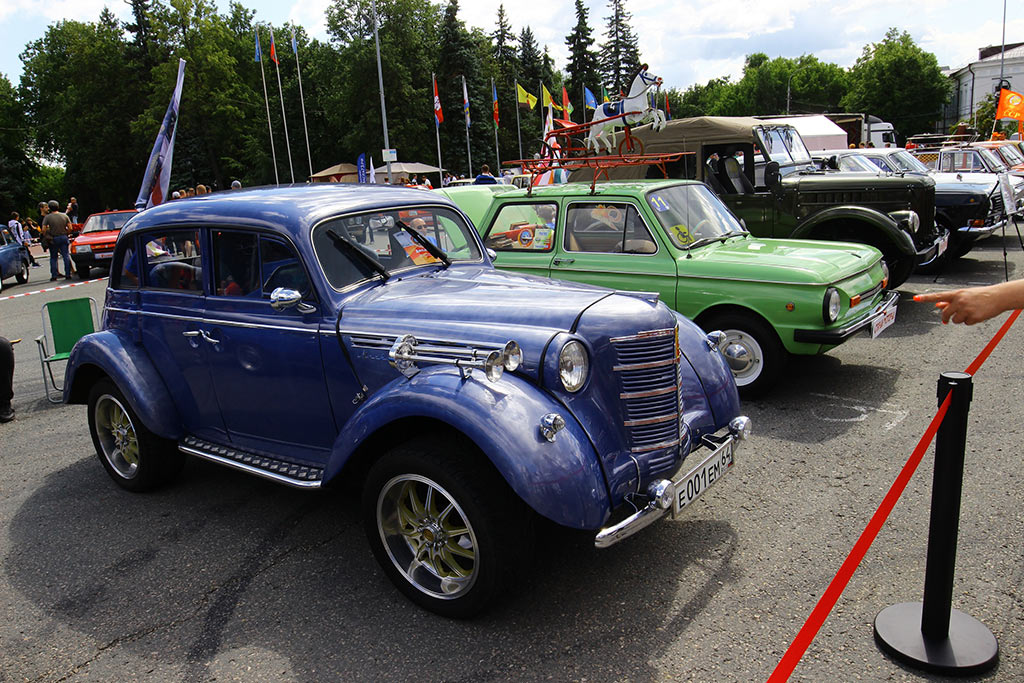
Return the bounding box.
[564,0,600,122]
[492,5,520,162]
[841,28,950,138]
[19,11,148,214]
[0,74,36,214]
[599,0,640,96]
[518,27,544,149]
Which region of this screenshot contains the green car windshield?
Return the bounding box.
[646,184,746,249]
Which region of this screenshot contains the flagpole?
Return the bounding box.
[271,31,295,183]
[492,77,501,171]
[291,30,313,180]
[514,79,523,161]
[371,0,393,184]
[463,75,473,176]
[433,72,443,187]
[256,30,279,185]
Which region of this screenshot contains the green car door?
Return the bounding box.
[549,199,678,307]
[480,200,560,278]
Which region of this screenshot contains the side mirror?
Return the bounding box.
[486,247,497,261]
[270,287,316,314]
[765,161,782,192]
[827,156,839,170]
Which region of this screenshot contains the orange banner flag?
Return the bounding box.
[995,88,1024,120]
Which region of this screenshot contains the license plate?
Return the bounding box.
[95,252,113,259]
[672,439,734,515]
[871,301,897,338]
[937,233,949,257]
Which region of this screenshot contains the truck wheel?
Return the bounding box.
[88,378,183,492]
[362,441,528,618]
[881,252,914,289]
[15,261,28,284]
[704,313,785,398]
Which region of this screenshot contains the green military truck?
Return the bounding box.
[581,116,944,288]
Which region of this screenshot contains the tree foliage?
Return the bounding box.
[841,28,950,137]
[599,0,641,96]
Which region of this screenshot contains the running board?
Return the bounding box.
[179,436,324,489]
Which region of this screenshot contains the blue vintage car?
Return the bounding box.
[64,184,750,617]
[0,225,31,290]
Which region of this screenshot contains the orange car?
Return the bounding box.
[973,140,1024,174]
[70,209,137,279]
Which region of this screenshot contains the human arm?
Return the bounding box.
[913,279,1024,324]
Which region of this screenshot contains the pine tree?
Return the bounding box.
[437,0,486,176]
[564,0,600,120]
[518,27,544,146]
[599,0,641,96]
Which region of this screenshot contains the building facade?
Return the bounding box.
[942,43,1024,133]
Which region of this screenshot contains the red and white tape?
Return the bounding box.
[0,277,107,301]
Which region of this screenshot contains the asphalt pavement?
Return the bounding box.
[1,236,1023,681]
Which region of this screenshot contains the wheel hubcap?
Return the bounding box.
[377,474,478,600]
[722,329,763,386]
[95,394,140,478]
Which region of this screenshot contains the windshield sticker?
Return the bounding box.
[392,230,440,265]
[649,195,671,212]
[671,225,694,245]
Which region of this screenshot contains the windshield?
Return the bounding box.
[839,155,882,173]
[979,148,1008,172]
[646,183,745,249]
[312,206,481,290]
[82,212,134,234]
[756,126,812,164]
[997,144,1024,165]
[889,150,931,173]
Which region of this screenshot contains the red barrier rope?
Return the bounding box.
[767,308,1022,683]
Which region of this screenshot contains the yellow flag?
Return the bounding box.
[516,83,538,109]
[541,84,563,111]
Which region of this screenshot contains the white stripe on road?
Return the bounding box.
[0,277,107,301]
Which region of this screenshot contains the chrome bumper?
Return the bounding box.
[957,219,1004,240]
[594,416,750,549]
[793,290,899,345]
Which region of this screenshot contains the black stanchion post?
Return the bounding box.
[873,372,998,676]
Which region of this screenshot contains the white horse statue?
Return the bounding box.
[587,65,666,154]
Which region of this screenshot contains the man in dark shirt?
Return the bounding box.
[42,200,73,281]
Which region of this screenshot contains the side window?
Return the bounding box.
[212,230,259,297]
[141,230,202,292]
[484,203,557,251]
[1,229,12,245]
[260,235,311,297]
[117,241,139,289]
[564,203,657,255]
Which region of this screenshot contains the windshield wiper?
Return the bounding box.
[396,220,451,267]
[687,235,730,249]
[325,229,390,282]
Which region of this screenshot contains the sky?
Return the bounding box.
[1,0,1023,94]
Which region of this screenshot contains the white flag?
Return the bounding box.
[369,156,376,184]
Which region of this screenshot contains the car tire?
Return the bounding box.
[77,263,91,280]
[87,378,184,492]
[703,312,785,398]
[361,440,529,618]
[15,261,28,284]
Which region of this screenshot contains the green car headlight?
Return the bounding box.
[824,287,841,323]
[559,341,589,393]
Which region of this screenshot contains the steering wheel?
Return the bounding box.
[577,221,612,233]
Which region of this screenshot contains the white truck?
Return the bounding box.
[823,113,897,148]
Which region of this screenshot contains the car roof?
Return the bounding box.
[493,179,701,199]
[122,184,462,239]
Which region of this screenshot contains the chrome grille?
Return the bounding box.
[611,327,682,453]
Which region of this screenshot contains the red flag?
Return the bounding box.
[433,74,444,125]
[665,91,671,120]
[270,32,279,64]
[996,88,1024,121]
[492,81,499,127]
[561,86,572,122]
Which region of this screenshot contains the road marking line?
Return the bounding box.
[0,277,107,301]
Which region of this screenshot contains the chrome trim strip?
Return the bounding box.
[620,385,677,400]
[105,307,316,334]
[179,445,322,489]
[610,327,675,343]
[624,412,679,427]
[630,438,682,454]
[553,267,678,279]
[613,357,677,372]
[337,329,507,353]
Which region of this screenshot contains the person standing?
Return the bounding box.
[473,164,498,185]
[67,197,79,223]
[42,200,73,281]
[8,212,39,267]
[0,336,14,423]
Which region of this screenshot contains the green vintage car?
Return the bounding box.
[438,181,899,395]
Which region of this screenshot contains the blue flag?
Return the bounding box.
[291,30,298,54]
[357,153,367,183]
[254,31,261,62]
[584,87,597,110]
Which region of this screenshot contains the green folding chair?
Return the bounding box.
[35,297,98,403]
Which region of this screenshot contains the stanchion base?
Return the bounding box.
[874,602,998,676]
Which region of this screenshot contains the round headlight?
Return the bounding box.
[558,341,589,393]
[824,287,841,323]
[502,340,522,372]
[483,350,504,383]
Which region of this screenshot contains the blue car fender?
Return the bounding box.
[65,330,184,440]
[324,367,612,530]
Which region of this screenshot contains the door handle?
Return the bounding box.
[182,329,218,344]
[182,330,200,338]
[553,257,575,266]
